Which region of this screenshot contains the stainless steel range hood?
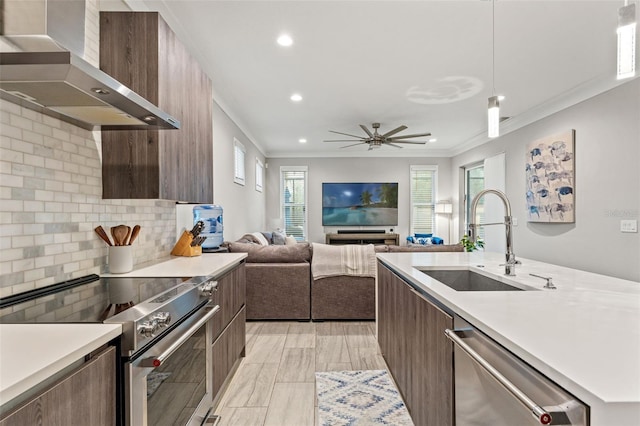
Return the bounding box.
[0,0,180,130]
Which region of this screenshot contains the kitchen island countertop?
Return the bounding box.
[377,251,640,426]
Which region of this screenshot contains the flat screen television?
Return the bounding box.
[322,182,398,226]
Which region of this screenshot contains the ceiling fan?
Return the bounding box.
[324,122,431,150]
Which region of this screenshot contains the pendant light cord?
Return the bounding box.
[492,0,496,96]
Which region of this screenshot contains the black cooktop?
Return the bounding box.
[0,275,186,323]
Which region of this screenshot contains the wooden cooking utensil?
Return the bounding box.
[128,225,141,245]
[124,226,132,245]
[111,225,129,246]
[94,226,113,246]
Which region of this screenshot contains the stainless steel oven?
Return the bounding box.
[125,301,218,426]
[104,276,220,426]
[0,273,221,426]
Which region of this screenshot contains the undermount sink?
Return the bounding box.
[420,269,525,292]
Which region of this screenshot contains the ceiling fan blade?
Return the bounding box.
[329,130,367,139]
[324,139,363,142]
[381,125,408,138]
[387,132,432,140]
[340,142,367,149]
[387,140,427,144]
[359,125,374,138]
[386,143,404,149]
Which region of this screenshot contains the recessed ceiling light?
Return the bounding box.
[299,138,307,143]
[277,34,293,47]
[290,93,303,102]
[428,138,437,143]
[498,95,506,101]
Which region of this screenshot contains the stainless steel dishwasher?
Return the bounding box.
[445,317,588,426]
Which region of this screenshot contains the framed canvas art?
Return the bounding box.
[525,130,575,223]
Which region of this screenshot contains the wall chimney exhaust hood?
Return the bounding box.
[0,0,180,130]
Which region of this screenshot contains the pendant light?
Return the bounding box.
[488,0,500,138]
[617,1,637,80]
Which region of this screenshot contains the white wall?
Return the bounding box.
[451,79,640,282]
[265,157,453,244]
[210,101,266,242]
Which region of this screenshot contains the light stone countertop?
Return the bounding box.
[1,253,247,410]
[377,251,640,426]
[101,253,247,278]
[0,324,122,406]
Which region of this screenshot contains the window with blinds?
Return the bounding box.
[255,158,263,192]
[281,166,308,241]
[233,139,246,185]
[410,166,438,235]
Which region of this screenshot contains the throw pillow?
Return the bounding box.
[415,233,433,238]
[272,229,286,245]
[251,232,270,246]
[285,235,297,245]
[415,237,433,245]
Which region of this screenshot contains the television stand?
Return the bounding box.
[325,233,399,246]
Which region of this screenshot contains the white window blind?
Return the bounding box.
[410,166,438,235]
[281,166,308,241]
[255,159,264,192]
[233,139,246,185]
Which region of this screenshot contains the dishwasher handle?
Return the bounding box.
[444,328,552,425]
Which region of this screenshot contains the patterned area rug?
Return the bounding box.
[316,370,414,426]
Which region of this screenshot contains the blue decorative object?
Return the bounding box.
[407,234,444,245]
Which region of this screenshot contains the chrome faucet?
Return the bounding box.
[468,189,518,276]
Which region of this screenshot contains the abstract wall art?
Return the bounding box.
[525,130,575,223]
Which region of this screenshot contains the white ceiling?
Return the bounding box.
[113,0,637,157]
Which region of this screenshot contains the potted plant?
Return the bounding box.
[460,234,485,252]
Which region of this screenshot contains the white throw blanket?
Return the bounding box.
[311,243,376,280]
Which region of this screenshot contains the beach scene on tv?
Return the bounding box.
[322,182,398,226]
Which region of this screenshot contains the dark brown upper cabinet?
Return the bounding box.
[100,12,213,203]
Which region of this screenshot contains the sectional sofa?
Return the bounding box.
[224,236,463,321]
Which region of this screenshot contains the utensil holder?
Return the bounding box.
[171,231,202,257]
[108,245,133,273]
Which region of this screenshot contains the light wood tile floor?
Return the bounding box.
[213,321,386,426]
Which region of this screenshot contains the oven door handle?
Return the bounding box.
[444,328,553,425]
[141,304,220,368]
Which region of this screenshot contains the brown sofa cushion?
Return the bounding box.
[246,263,310,320]
[388,244,464,252]
[225,241,311,263]
[312,276,375,320]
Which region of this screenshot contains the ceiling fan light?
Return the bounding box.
[617,3,637,80]
[488,96,500,138]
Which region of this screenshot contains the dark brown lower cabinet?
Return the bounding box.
[0,346,116,426]
[212,263,246,341]
[212,307,246,398]
[210,262,246,404]
[377,261,453,426]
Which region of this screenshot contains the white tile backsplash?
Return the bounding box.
[0,100,176,299]
[0,0,179,298]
